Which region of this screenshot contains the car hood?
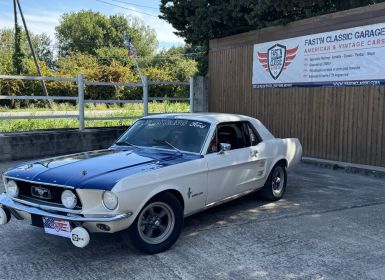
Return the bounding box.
[4,148,201,190]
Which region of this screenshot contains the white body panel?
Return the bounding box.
[98,114,303,233]
[205,146,265,203]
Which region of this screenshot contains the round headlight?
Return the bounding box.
[61,190,77,209]
[6,180,19,198]
[102,191,118,210]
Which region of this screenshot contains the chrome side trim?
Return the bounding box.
[184,188,260,218]
[3,176,75,189]
[0,194,132,222]
[12,197,82,214]
[205,189,256,208]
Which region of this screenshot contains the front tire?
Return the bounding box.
[122,192,183,254]
[259,164,287,201]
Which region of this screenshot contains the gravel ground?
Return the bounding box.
[1,162,385,280]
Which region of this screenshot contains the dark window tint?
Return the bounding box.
[245,122,262,146]
[208,122,249,153]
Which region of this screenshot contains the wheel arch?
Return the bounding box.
[132,186,185,221]
[264,158,287,183]
[273,158,288,168]
[153,189,185,210]
[268,158,288,174]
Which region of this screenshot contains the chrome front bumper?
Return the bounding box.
[0,193,132,222]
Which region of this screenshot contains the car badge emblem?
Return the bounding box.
[31,186,52,200]
[82,170,88,176]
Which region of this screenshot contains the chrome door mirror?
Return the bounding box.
[218,143,231,154]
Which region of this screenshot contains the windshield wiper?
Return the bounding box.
[153,139,182,154]
[114,140,138,148]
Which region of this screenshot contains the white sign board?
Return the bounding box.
[252,22,385,88]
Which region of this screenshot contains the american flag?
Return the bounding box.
[124,33,137,57]
[43,217,70,233]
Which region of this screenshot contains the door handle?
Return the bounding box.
[251,150,259,157]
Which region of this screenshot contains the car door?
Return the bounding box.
[205,122,264,204]
[243,121,268,191]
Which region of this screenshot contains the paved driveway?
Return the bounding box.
[1,162,385,280]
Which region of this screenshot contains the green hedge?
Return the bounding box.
[0,52,197,108]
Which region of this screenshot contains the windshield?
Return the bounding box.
[116,118,211,154]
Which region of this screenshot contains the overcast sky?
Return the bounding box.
[0,0,184,49]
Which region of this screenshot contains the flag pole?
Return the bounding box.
[124,33,148,115]
[124,33,144,85]
[134,59,144,85]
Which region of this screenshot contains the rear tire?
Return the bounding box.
[122,192,183,254]
[259,164,287,201]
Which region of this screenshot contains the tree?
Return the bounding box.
[55,11,158,57]
[1,28,53,73]
[0,29,16,74]
[159,0,385,75]
[95,47,135,67]
[56,10,113,55]
[125,16,158,57]
[152,46,198,81]
[32,33,54,69]
[12,23,24,74]
[334,0,380,10]
[56,52,99,75]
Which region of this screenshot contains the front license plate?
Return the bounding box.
[42,217,71,238]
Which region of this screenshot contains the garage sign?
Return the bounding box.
[252,22,385,88]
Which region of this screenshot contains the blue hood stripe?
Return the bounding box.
[5,148,201,190]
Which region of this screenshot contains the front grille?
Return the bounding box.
[15,180,82,210]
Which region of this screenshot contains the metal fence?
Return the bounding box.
[0,74,193,130]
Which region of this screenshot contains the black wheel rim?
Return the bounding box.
[271,166,285,196]
[138,202,175,245]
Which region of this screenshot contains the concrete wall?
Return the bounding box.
[193,76,209,113]
[0,127,128,162]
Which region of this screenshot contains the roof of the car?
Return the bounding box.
[141,113,254,124]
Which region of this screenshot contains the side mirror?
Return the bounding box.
[218,143,231,154]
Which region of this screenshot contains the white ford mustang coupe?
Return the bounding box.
[0,113,302,254]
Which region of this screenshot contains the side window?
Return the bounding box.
[246,122,262,146]
[207,122,249,153]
